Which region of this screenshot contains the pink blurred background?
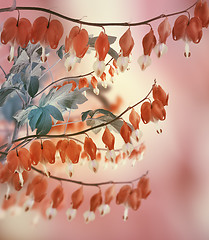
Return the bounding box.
[0,0,209,240]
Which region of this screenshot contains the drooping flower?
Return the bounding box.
[141,101,152,124]
[30,17,64,62]
[91,76,99,95]
[116,185,132,221]
[129,108,142,142]
[154,18,171,58]
[129,143,146,166]
[7,148,31,187]
[117,28,134,72]
[30,140,56,177]
[1,17,32,61]
[108,65,115,83]
[46,185,64,219]
[141,100,166,133]
[102,127,116,164]
[172,15,202,57]
[24,175,48,211]
[100,72,107,88]
[78,77,89,96]
[120,121,134,156]
[65,26,89,71]
[93,32,110,77]
[66,186,84,221]
[138,28,156,70]
[194,0,209,28]
[83,191,102,223]
[152,84,169,106]
[56,140,81,177]
[137,176,151,199]
[84,137,98,172]
[12,172,28,191]
[98,185,115,216]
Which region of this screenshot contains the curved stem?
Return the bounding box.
[0,80,156,149]
[34,57,114,98]
[32,166,149,186]
[0,1,197,26]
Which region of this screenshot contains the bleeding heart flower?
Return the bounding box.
[120,121,134,156]
[129,108,142,142]
[66,186,84,221]
[30,16,64,62]
[93,32,110,77]
[83,191,102,223]
[102,127,116,164]
[84,137,98,173]
[30,140,56,177]
[1,17,32,62]
[65,27,89,71]
[46,185,64,219]
[24,175,48,211]
[138,28,156,70]
[194,0,209,28]
[91,76,99,95]
[152,84,169,106]
[137,176,151,199]
[7,148,31,187]
[99,185,115,216]
[154,18,171,58]
[172,15,202,57]
[117,28,134,72]
[141,99,166,134]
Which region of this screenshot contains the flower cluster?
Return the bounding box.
[0,163,150,223]
[1,0,208,70]
[0,0,204,226]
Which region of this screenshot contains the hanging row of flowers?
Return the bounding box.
[1,0,208,73]
[0,0,207,224]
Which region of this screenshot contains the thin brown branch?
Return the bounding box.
[0,80,156,150]
[34,57,114,98]
[31,166,149,186]
[0,1,197,27]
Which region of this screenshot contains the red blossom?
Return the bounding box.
[71,187,84,209]
[142,29,157,56]
[95,32,110,61]
[119,28,134,57]
[120,121,132,143]
[90,191,102,212]
[157,18,171,44]
[84,137,97,161]
[116,185,132,204]
[51,185,64,209]
[129,108,140,130]
[102,127,115,150]
[194,0,209,28]
[137,176,151,199]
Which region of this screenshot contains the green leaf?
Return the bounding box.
[81,108,116,121]
[36,110,52,135]
[44,105,64,121]
[28,108,43,131]
[58,88,87,110]
[86,115,132,134]
[0,87,16,107]
[108,47,119,60]
[81,110,93,121]
[39,84,73,107]
[28,76,39,98]
[14,105,36,127]
[56,45,64,59]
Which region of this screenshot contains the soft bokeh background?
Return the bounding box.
[0,0,209,240]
